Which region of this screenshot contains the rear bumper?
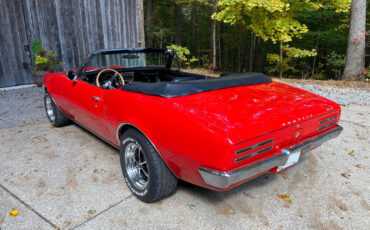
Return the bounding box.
[198,125,343,189]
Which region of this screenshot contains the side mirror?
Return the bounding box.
[67,70,77,81]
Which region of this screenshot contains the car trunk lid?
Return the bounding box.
[172,81,340,144]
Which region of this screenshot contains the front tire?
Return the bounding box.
[44,91,70,127]
[120,129,177,203]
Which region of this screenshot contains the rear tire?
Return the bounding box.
[120,128,177,203]
[44,91,71,127]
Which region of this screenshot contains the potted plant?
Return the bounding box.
[31,40,63,87]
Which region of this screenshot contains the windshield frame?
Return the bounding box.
[78,48,174,76]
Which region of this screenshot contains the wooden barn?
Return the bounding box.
[0,0,144,88]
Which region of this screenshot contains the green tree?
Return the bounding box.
[213,0,351,76]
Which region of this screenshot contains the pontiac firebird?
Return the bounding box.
[43,48,343,203]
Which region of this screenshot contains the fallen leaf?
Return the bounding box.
[62,221,71,227]
[365,156,368,159]
[348,150,354,157]
[25,121,34,125]
[185,204,196,210]
[341,172,351,179]
[355,164,366,169]
[222,208,234,216]
[278,194,293,205]
[88,210,96,215]
[5,173,13,179]
[9,210,19,216]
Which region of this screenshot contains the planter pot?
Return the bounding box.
[33,71,48,87]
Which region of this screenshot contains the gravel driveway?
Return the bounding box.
[0,82,369,230]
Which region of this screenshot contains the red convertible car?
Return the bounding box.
[43,48,342,203]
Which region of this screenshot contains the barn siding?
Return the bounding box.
[0,0,33,87]
[0,0,144,87]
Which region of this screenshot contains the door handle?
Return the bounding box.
[92,96,101,102]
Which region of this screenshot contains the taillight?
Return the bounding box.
[318,114,339,131]
[234,138,274,163]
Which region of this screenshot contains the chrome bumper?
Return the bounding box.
[198,125,343,189]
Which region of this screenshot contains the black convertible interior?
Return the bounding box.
[81,67,207,87]
[80,67,272,98]
[77,48,272,98]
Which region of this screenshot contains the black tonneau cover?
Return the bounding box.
[121,72,271,98]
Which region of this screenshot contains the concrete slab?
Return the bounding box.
[0,86,46,129]
[340,104,370,127]
[76,110,370,230]
[0,123,131,228]
[0,186,53,230]
[0,98,369,229]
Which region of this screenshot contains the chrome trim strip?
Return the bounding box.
[116,123,159,151]
[199,125,343,189]
[235,138,274,155]
[74,120,119,149]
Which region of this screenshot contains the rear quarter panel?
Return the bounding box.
[102,90,234,187]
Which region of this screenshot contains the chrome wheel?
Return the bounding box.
[45,95,55,122]
[124,142,149,190]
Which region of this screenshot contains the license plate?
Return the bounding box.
[277,150,301,172]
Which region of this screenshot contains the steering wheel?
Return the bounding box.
[96,68,125,89]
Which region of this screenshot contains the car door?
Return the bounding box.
[62,78,106,136]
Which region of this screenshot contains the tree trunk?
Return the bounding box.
[218,22,223,69]
[249,32,256,72]
[191,1,198,55]
[159,22,163,49]
[211,6,217,70]
[175,4,183,46]
[311,36,319,79]
[342,0,366,81]
[255,37,263,72]
[145,0,153,47]
[279,41,283,78]
[237,32,242,72]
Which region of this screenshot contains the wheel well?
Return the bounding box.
[117,123,178,178]
[44,87,50,94]
[117,123,138,142]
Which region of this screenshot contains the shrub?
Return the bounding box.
[32,40,63,72]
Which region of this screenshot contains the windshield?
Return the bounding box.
[87,52,170,70]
